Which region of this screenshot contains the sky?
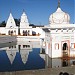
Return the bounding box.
[0,0,74,25]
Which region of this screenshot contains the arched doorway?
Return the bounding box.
[63,43,68,50]
[62,43,68,57]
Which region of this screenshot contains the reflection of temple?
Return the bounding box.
[17,41,32,64]
[20,50,31,64]
[5,43,18,64]
[0,42,17,64]
[6,49,17,64]
[0,41,32,64]
[40,48,75,68]
[45,55,75,68]
[0,0,74,60]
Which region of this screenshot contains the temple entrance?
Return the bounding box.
[62,43,68,57]
[62,41,70,58]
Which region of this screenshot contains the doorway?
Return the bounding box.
[62,41,69,57]
[62,43,68,57]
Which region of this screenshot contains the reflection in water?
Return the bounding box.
[6,50,17,64]
[0,41,75,72]
[45,55,75,68]
[20,50,32,64]
[62,59,68,67]
[0,41,45,72]
[17,41,32,64]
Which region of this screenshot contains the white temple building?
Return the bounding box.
[45,0,75,58]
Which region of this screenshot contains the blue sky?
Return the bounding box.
[0,0,74,25]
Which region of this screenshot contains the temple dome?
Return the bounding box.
[49,7,70,24]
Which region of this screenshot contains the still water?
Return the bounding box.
[0,41,75,72]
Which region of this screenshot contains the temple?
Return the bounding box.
[0,0,75,58]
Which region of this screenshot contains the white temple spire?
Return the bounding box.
[20,10,29,28]
[6,12,16,28]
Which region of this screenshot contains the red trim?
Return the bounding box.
[61,40,70,57]
[55,43,59,50]
[74,43,75,48]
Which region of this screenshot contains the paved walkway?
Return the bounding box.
[0,66,75,75]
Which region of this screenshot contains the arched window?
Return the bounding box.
[23,30,25,36]
[25,30,27,36]
[55,43,59,50]
[11,30,13,35]
[71,43,75,49]
[8,30,10,35]
[62,43,68,50]
[28,30,30,35]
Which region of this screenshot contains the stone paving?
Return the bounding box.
[0,66,75,75]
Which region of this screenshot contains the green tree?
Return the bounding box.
[0,21,6,27]
[14,18,20,27]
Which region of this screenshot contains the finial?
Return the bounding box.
[58,0,60,8]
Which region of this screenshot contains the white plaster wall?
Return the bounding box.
[52,42,62,58]
[50,24,75,28]
[50,28,75,58]
[45,43,48,54]
[17,36,40,41]
[51,30,62,58]
[0,27,6,34]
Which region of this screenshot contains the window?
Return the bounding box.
[8,30,10,35]
[28,45,30,47]
[23,45,26,48]
[71,43,75,48]
[12,46,13,48]
[55,43,59,50]
[14,46,16,48]
[62,43,68,50]
[61,29,63,32]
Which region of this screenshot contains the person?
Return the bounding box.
[63,72,69,75]
[59,72,63,75]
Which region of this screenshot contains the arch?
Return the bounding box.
[62,43,68,50]
[8,30,10,35]
[62,42,68,57]
[11,30,13,35]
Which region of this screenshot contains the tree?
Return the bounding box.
[14,18,20,27]
[0,21,6,27]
